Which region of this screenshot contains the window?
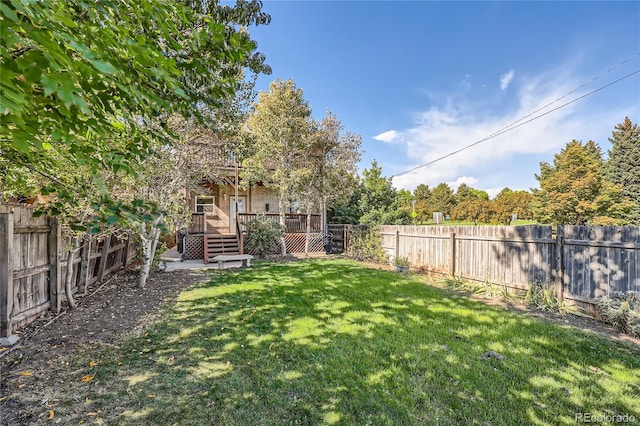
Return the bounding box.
[195,196,215,213]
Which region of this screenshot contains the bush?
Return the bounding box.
[245,216,285,258]
[345,227,388,263]
[595,292,640,338]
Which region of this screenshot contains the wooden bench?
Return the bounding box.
[211,254,254,270]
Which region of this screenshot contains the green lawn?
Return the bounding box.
[69,259,638,425]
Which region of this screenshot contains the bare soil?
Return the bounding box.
[0,268,209,425]
[1,261,637,425]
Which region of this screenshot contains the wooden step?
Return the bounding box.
[204,234,240,262]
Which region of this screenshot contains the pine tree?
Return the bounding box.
[605,117,640,224]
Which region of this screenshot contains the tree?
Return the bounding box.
[244,79,312,254]
[492,188,535,224]
[429,183,456,216]
[605,117,640,224]
[451,197,492,224]
[1,0,268,195]
[327,174,364,224]
[533,140,629,225]
[113,116,244,287]
[414,184,431,202]
[1,0,271,287]
[360,160,411,225]
[298,111,362,251]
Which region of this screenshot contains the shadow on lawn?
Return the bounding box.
[77,260,639,425]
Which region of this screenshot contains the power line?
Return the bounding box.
[392,59,640,179]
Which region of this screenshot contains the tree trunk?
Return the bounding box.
[305,209,311,256]
[64,238,82,309]
[279,197,287,257]
[137,216,163,289]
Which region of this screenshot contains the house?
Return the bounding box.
[179,160,323,262]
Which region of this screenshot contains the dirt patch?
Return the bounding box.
[0,268,210,425]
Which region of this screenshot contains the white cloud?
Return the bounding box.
[448,176,478,190]
[389,62,636,194]
[499,69,515,90]
[373,130,401,143]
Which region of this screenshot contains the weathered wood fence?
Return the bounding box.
[1,205,136,337]
[380,225,640,311]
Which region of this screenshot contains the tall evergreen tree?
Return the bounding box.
[605,117,640,224]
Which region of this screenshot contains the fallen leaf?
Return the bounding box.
[81,374,95,382]
[147,394,156,398]
[20,371,33,376]
[48,410,54,420]
[86,411,99,416]
[89,360,96,367]
[0,396,7,403]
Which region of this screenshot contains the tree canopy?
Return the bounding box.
[605,117,640,224]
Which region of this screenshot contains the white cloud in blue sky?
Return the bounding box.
[250,1,640,197]
[373,130,401,143]
[390,59,636,193]
[499,70,515,90]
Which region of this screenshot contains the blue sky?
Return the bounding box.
[248,1,640,197]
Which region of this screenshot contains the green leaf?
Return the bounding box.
[70,223,86,232]
[12,133,30,153]
[0,3,19,21]
[41,75,58,97]
[90,60,118,74]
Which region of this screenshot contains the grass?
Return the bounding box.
[63,259,638,425]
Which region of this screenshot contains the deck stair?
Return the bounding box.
[204,233,240,263]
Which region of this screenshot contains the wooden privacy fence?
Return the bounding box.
[1,205,136,337]
[380,225,640,310]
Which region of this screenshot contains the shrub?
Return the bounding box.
[346,227,388,264]
[394,256,410,266]
[245,216,285,258]
[595,292,640,338]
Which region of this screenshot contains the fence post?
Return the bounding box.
[48,218,61,314]
[78,235,91,294]
[121,235,130,267]
[555,226,565,304]
[97,235,111,282]
[394,229,400,261]
[449,232,456,276]
[0,208,14,337]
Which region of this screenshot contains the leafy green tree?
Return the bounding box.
[327,174,364,224]
[451,197,492,224]
[295,111,362,252]
[414,184,431,202]
[359,160,396,214]
[357,160,411,225]
[0,0,270,287]
[492,188,535,224]
[1,0,268,193]
[605,117,640,224]
[429,183,456,216]
[412,184,431,222]
[533,140,629,225]
[244,79,312,254]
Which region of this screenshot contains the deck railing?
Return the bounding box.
[238,213,322,234]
